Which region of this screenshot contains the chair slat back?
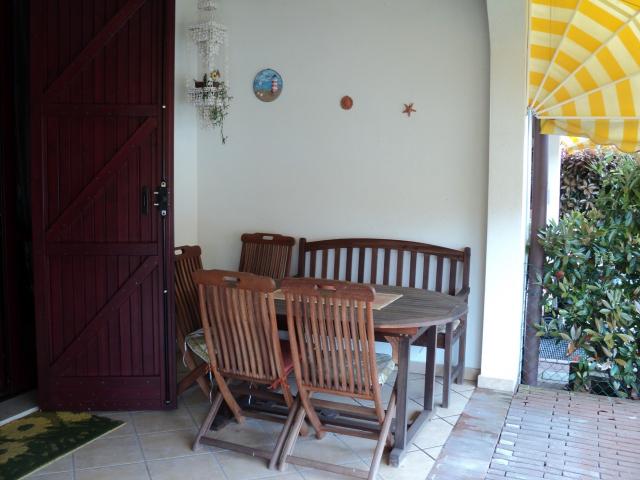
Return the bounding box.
[281,278,381,402]
[192,269,286,384]
[298,238,470,297]
[174,245,204,346]
[239,232,295,279]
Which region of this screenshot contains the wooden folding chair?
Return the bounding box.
[174,245,210,398]
[191,270,297,462]
[239,232,295,279]
[272,278,397,480]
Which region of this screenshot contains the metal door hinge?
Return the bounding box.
[153,182,169,217]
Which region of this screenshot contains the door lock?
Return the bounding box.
[153,182,169,217]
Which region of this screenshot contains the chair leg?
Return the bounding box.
[269,397,300,470]
[278,401,308,472]
[192,391,223,451]
[368,392,396,480]
[297,388,325,439]
[212,370,246,424]
[442,323,453,409]
[455,320,467,385]
[177,360,209,397]
[281,381,309,437]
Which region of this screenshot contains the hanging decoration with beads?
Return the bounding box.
[186,0,231,143]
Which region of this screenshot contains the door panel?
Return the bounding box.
[31,0,175,410]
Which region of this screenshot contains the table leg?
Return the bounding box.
[389,336,410,467]
[424,325,437,411]
[389,327,439,468]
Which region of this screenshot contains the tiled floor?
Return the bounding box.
[0,391,38,426]
[25,372,476,480]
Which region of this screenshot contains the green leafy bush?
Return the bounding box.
[538,156,640,398]
[559,149,618,216]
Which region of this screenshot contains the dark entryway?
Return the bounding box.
[0,0,37,400]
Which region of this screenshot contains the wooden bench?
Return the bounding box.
[297,237,470,407]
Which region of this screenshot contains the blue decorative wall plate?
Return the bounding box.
[253,69,283,102]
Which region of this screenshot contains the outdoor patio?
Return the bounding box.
[2,0,640,479]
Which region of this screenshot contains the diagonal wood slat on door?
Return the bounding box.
[45,117,158,241]
[43,0,147,100]
[50,255,159,375]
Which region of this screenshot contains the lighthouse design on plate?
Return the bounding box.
[253,69,283,102]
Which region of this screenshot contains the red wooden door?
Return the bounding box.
[30,0,176,410]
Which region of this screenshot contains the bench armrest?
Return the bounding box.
[455,287,470,302]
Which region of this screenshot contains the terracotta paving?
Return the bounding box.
[486,385,640,480]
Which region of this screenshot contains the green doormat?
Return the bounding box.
[0,411,124,480]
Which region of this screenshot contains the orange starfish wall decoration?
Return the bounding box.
[403,103,416,117]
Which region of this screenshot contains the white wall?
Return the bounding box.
[173,0,199,246]
[477,0,530,392]
[192,0,490,369]
[547,136,562,223]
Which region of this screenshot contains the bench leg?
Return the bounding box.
[442,323,453,409]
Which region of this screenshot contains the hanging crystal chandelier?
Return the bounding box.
[186,0,231,142]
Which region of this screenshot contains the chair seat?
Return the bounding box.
[185,329,294,387]
[436,318,461,334]
[375,353,396,385]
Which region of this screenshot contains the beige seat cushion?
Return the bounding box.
[436,318,461,334]
[375,353,396,385]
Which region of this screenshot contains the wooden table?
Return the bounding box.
[275,284,468,467]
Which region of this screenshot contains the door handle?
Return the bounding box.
[141,186,149,215]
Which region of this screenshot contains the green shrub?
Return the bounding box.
[559,149,618,216]
[538,156,640,398]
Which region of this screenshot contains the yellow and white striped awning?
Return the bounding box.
[528,0,640,152]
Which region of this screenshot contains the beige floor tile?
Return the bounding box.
[440,414,460,427]
[251,417,289,437]
[433,392,469,417]
[205,417,278,449]
[214,450,278,480]
[423,446,443,461]
[260,474,304,480]
[411,391,469,417]
[297,460,376,480]
[147,453,223,479]
[339,433,418,463]
[26,472,73,480]
[75,462,150,480]
[435,378,476,393]
[377,450,434,480]
[185,403,211,426]
[410,418,454,450]
[178,385,212,407]
[139,428,199,460]
[454,389,475,399]
[96,411,136,438]
[27,452,72,475]
[133,407,196,434]
[73,434,144,469]
[291,433,360,466]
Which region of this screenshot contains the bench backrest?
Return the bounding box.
[297,238,470,297]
